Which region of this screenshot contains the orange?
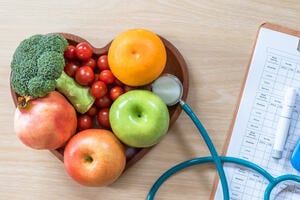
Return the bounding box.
[108,28,167,86]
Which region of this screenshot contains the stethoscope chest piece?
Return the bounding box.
[152,74,183,106]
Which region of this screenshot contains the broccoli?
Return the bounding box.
[10,33,95,114]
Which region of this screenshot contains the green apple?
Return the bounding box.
[109,90,170,147]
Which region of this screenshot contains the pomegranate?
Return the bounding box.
[14,91,77,150]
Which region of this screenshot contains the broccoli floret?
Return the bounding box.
[39,34,68,53]
[10,33,95,114]
[10,34,67,98]
[10,61,38,96]
[10,68,30,97]
[37,51,65,80]
[11,34,44,67]
[28,77,56,98]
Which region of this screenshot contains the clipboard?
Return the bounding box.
[210,23,300,199]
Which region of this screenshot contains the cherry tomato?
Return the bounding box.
[64,61,80,77]
[97,108,110,129]
[86,104,98,116]
[110,86,124,101]
[77,114,93,131]
[81,58,96,70]
[94,95,112,108]
[90,81,108,99]
[99,69,116,84]
[75,42,93,61]
[97,55,110,70]
[64,45,77,60]
[75,66,95,86]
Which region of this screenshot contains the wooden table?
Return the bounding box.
[2,1,300,199]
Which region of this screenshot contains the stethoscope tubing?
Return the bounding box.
[147,156,300,200]
[179,100,230,199]
[147,101,300,200]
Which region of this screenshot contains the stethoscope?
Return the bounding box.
[148,74,300,200]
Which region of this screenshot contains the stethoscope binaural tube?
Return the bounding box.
[151,74,230,200]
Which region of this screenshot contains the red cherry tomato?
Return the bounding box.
[64,61,80,77]
[90,81,108,99]
[81,58,96,70]
[97,108,110,129]
[86,104,98,116]
[97,55,110,70]
[110,86,124,101]
[77,114,93,131]
[99,69,116,84]
[75,42,93,61]
[64,45,77,60]
[75,66,95,86]
[94,95,112,108]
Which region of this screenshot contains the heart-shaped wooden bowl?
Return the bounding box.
[10,32,189,170]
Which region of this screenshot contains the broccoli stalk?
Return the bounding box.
[10,33,95,114]
[55,71,94,114]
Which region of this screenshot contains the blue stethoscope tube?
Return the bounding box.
[179,100,230,199]
[147,100,300,200]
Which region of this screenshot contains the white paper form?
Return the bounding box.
[214,26,300,199]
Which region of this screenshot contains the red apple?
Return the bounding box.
[14,91,77,150]
[63,129,126,187]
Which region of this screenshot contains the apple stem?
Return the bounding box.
[84,155,94,163]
